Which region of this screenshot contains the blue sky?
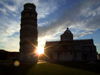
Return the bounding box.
[0,0,100,53]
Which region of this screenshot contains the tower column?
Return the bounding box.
[20,3,38,64]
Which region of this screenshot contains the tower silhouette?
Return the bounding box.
[20,3,38,63]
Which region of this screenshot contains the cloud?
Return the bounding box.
[0,0,58,19]
[74,30,93,39]
[15,0,58,19]
[38,0,100,41]
[0,0,60,51]
[0,0,100,52]
[36,0,58,19]
[0,8,7,15]
[95,44,100,46]
[0,1,18,12]
[0,17,20,51]
[0,19,20,36]
[0,36,19,52]
[38,21,49,26]
[0,7,20,52]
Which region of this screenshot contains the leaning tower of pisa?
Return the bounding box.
[20,3,38,64]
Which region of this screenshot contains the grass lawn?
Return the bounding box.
[0,62,100,75]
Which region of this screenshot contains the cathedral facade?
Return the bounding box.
[45,28,97,62]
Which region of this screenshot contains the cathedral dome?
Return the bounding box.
[61,27,73,41]
[64,27,73,34]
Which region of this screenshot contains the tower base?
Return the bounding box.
[20,54,38,64]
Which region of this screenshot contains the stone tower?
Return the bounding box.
[20,3,38,63]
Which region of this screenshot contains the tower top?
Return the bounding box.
[24,3,36,10]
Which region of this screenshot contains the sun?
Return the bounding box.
[37,46,44,55]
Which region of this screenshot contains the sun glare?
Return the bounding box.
[37,46,44,55]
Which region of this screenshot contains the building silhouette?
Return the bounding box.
[45,28,97,62]
[0,50,19,61]
[20,3,38,63]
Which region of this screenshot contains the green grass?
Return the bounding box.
[56,61,100,73]
[0,62,100,75]
[27,63,100,75]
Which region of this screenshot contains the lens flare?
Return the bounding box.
[14,60,20,67]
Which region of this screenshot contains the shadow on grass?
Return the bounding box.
[0,64,36,75]
[0,61,100,75]
[55,60,100,74]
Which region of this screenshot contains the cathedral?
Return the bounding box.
[44,28,97,62]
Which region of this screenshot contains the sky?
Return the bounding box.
[0,0,100,53]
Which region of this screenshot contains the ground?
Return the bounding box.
[0,61,100,75]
